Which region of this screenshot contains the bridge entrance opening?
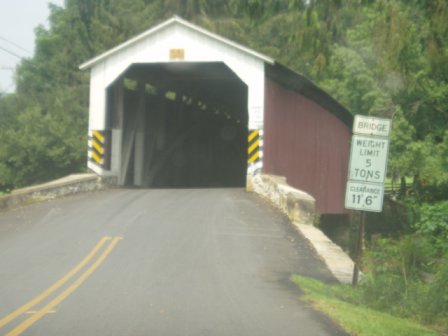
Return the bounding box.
[107,62,248,188]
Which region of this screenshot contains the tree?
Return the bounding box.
[0,0,446,196]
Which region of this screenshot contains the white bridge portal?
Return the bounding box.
[80,16,270,186]
[80,16,353,215]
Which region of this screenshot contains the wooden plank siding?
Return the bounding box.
[263,78,351,214]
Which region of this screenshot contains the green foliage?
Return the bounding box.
[233,0,447,195]
[0,90,87,188]
[292,275,438,336]
[361,234,448,329]
[415,202,448,237]
[0,0,447,196]
[0,0,446,330]
[421,262,448,325]
[319,45,392,116]
[413,201,448,260]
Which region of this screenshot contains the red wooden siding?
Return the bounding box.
[263,78,351,214]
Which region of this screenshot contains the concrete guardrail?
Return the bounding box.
[248,174,356,284]
[0,174,116,211]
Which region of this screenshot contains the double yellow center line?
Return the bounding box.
[0,236,122,336]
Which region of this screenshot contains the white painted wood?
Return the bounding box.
[110,129,122,175]
[79,16,273,70]
[83,18,267,133]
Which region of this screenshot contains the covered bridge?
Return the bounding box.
[80,16,353,215]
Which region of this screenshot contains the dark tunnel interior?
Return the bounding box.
[107,62,248,188]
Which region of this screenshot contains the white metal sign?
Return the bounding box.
[353,115,392,137]
[345,181,384,212]
[345,115,392,212]
[348,135,389,183]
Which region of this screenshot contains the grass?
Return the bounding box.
[292,275,439,336]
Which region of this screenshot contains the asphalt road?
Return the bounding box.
[0,188,347,335]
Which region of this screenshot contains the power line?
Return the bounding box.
[0,45,24,60]
[0,36,31,55]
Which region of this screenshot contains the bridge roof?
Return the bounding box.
[266,63,353,127]
[79,16,274,70]
[79,16,352,127]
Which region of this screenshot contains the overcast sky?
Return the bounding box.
[0,0,65,94]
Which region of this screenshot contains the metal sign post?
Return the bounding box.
[352,211,365,285]
[345,115,392,285]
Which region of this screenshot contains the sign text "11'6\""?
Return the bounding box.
[345,181,384,212]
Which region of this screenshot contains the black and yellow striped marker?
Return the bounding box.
[248,130,261,164]
[88,130,110,169]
